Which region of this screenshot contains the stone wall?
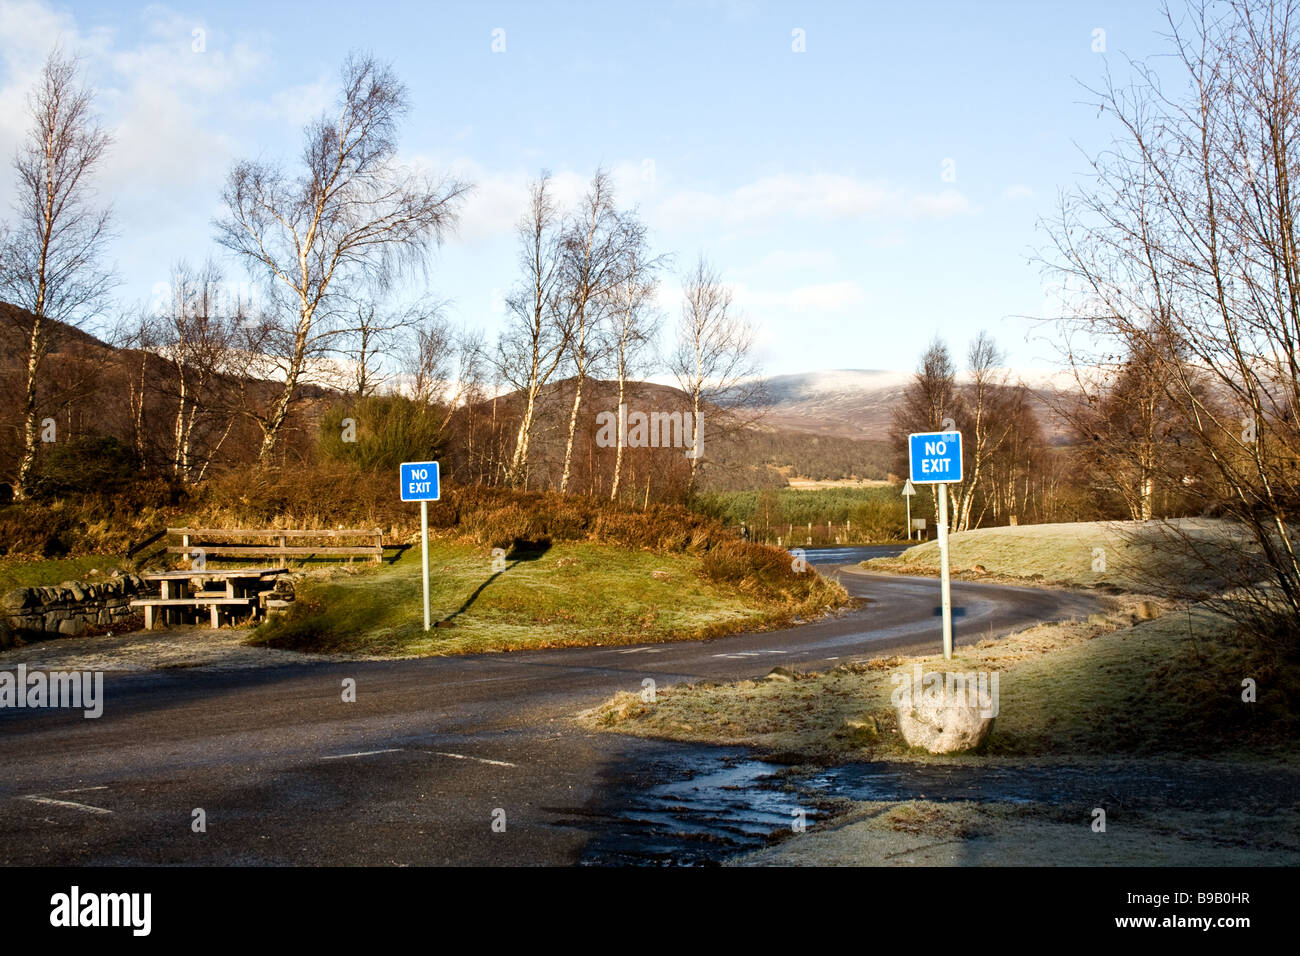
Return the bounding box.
[1,573,147,638]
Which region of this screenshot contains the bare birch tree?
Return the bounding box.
[497,173,571,487]
[333,290,441,398]
[0,50,114,499]
[557,169,628,493]
[951,332,1017,532]
[1042,0,1300,640]
[403,313,484,434]
[215,52,469,465]
[669,256,761,495]
[607,221,664,501]
[151,260,240,481]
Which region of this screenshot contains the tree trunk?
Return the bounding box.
[508,387,539,487]
[559,373,584,493]
[610,373,627,500]
[256,307,311,466]
[172,366,189,477]
[15,319,44,500]
[686,387,701,496]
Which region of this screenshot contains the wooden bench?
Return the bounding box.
[131,597,257,629]
[166,528,386,567]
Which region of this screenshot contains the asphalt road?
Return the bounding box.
[0,551,1108,865]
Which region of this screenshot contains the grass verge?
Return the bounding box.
[863,518,1253,594]
[248,538,847,656]
[580,595,1298,760]
[0,555,131,591]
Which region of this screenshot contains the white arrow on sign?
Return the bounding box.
[901,480,916,497]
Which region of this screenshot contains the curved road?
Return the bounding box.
[0,550,1108,865]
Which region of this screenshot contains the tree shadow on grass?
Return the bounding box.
[439,538,552,625]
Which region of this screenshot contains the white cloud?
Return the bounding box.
[254,78,334,127]
[0,0,112,153]
[1003,183,1034,200]
[0,1,267,218]
[424,160,593,243]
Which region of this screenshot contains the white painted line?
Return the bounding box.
[614,647,666,654]
[322,748,403,760]
[55,786,109,794]
[429,751,517,768]
[21,795,112,815]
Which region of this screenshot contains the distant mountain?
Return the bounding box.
[753,368,1074,442]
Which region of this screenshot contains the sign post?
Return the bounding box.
[936,481,952,658]
[907,431,963,660]
[399,461,441,631]
[901,479,916,540]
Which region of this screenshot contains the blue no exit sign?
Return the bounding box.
[399,461,440,501]
[908,432,963,484]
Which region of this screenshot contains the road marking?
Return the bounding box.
[614,647,666,654]
[428,751,517,768]
[322,748,403,760]
[20,795,112,815]
[55,786,109,794]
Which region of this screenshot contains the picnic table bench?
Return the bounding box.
[131,567,289,629]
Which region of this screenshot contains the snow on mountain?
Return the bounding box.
[753,368,1071,441]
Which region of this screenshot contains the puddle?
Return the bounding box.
[573,744,1300,866]
[572,747,818,866]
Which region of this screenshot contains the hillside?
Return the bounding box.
[753,368,1074,443]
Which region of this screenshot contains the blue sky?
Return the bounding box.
[0,0,1179,376]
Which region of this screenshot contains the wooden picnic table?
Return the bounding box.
[134,567,289,629]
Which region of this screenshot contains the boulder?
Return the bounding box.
[57,617,86,636]
[2,587,35,612]
[896,690,995,753]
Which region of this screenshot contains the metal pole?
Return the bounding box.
[421,500,430,631]
[905,493,912,541]
[938,482,952,659]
